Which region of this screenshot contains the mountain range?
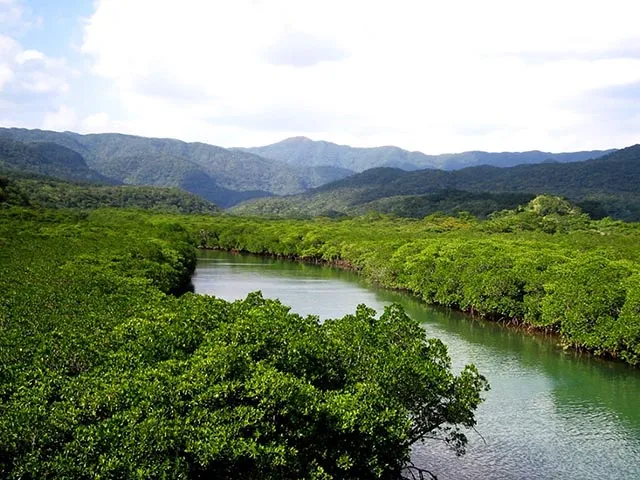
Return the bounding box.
[239,136,615,171]
[0,128,352,207]
[0,127,628,215]
[231,145,640,221]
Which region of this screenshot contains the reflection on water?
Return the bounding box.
[193,250,640,480]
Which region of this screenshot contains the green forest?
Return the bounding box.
[0,206,487,479]
[3,172,640,477]
[0,173,220,213]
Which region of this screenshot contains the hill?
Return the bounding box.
[232,145,640,220]
[0,128,353,206]
[239,136,614,171]
[0,138,113,184]
[0,171,220,213]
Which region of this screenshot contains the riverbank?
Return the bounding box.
[192,248,640,480]
[189,210,640,366]
[198,246,573,349]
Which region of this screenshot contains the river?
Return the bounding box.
[192,250,640,479]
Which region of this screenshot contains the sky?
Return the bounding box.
[0,0,639,153]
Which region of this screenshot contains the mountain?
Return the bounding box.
[231,145,640,221]
[0,128,353,207]
[239,136,615,171]
[0,127,625,212]
[0,138,113,184]
[0,170,220,213]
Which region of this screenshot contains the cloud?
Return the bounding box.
[42,104,76,131]
[208,106,364,133]
[0,0,76,130]
[596,81,640,101]
[0,0,42,35]
[0,0,23,26]
[133,70,210,103]
[0,35,70,94]
[264,29,347,67]
[562,81,640,143]
[16,48,44,64]
[81,111,109,132]
[505,43,640,65]
[44,0,640,152]
[0,63,14,90]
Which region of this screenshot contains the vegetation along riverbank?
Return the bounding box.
[0,206,487,479]
[192,195,640,366]
[3,190,640,478]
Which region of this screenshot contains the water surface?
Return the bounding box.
[193,250,640,479]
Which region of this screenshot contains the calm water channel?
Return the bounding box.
[193,250,640,480]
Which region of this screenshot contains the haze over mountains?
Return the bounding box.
[239,136,615,171]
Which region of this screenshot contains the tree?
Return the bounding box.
[1,287,488,479]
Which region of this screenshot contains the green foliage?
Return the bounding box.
[0,175,29,206]
[0,138,111,183]
[541,257,634,353]
[353,191,536,219]
[0,208,486,479]
[484,195,591,233]
[233,190,536,220]
[0,173,220,213]
[192,199,640,364]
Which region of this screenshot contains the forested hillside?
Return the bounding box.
[0,138,112,184]
[0,173,220,213]
[233,145,640,220]
[240,136,613,171]
[0,128,353,205]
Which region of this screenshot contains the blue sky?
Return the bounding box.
[20,1,91,54]
[1,0,639,153]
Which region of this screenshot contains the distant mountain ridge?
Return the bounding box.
[0,127,625,211]
[232,145,640,221]
[239,136,615,171]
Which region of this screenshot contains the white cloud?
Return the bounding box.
[0,0,74,131]
[0,0,42,34]
[0,0,76,129]
[264,29,347,67]
[16,49,44,64]
[42,104,77,131]
[0,0,22,25]
[81,111,109,132]
[0,35,70,96]
[74,0,640,151]
[0,34,18,92]
[0,64,13,90]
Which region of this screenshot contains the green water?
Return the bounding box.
[193,250,640,480]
